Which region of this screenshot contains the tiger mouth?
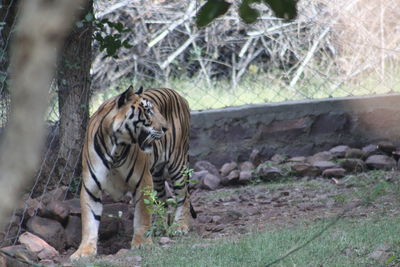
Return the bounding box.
[138,130,163,151]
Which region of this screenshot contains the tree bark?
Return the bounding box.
[57,0,93,179]
[0,0,86,228]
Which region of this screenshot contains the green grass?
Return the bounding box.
[127,216,400,267]
[89,67,400,113]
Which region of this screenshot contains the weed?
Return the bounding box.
[141,186,179,237]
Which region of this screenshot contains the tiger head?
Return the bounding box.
[112,86,168,152]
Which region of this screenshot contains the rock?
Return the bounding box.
[239,171,253,184]
[290,162,321,177]
[220,162,238,177]
[103,203,131,219]
[200,173,220,190]
[270,154,286,164]
[312,161,338,171]
[392,151,400,161]
[190,170,209,188]
[255,165,283,181]
[368,243,390,260]
[365,155,396,170]
[18,197,44,218]
[249,149,262,166]
[322,168,346,178]
[287,156,307,163]
[39,186,69,205]
[221,170,240,185]
[18,232,59,261]
[194,161,220,177]
[377,141,396,154]
[329,145,350,158]
[0,245,37,266]
[239,161,254,172]
[40,200,70,224]
[362,144,380,158]
[99,215,120,241]
[62,198,81,215]
[345,148,365,159]
[159,237,173,246]
[26,216,66,251]
[339,158,366,173]
[307,151,334,164]
[64,216,81,248]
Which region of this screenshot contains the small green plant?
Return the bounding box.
[141,186,179,237]
[175,166,197,188]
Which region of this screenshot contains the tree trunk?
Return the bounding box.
[57,0,93,180]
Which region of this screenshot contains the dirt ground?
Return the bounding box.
[64,170,400,266]
[190,172,400,239]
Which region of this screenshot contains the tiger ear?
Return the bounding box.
[135,86,143,95]
[117,85,134,108]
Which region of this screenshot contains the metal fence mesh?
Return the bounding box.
[0,0,399,248]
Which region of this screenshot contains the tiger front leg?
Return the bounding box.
[131,172,153,249]
[70,170,104,260]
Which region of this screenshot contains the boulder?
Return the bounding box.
[62,198,81,215]
[249,149,262,166]
[194,161,220,177]
[220,162,238,177]
[39,186,69,205]
[255,165,283,181]
[0,245,37,266]
[307,151,334,164]
[290,162,321,177]
[339,158,366,173]
[312,161,338,171]
[287,156,307,163]
[18,232,59,261]
[329,145,350,158]
[99,215,120,241]
[190,170,209,189]
[40,200,70,224]
[64,216,81,248]
[345,148,365,159]
[322,168,346,178]
[362,144,380,158]
[239,171,253,184]
[26,216,65,251]
[221,170,240,185]
[270,154,286,164]
[200,173,220,190]
[239,161,254,172]
[377,141,396,154]
[365,155,396,170]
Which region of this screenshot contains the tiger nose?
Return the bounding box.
[162,127,168,133]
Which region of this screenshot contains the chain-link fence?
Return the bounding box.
[0,0,399,252]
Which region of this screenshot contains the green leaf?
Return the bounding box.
[85,12,94,22]
[196,0,231,27]
[75,21,84,28]
[262,0,297,21]
[143,199,151,205]
[239,0,261,23]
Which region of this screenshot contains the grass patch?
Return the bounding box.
[129,215,400,267]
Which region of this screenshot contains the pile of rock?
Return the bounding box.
[0,187,134,265]
[191,141,400,190]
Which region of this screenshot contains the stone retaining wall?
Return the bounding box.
[189,94,400,167]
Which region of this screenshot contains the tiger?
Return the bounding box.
[70,86,194,260]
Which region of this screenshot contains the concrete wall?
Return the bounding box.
[189,94,400,167]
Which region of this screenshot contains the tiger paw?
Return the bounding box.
[131,235,153,249]
[70,244,97,261]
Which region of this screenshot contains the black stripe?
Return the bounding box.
[126,153,139,183]
[125,124,136,144]
[83,183,102,203]
[93,134,110,169]
[91,209,101,221]
[87,161,103,190]
[134,166,147,193]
